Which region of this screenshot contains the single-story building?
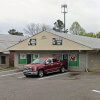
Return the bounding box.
[8,30,100,71]
[0,34,27,68]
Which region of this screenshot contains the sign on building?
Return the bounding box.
[69,54,77,61]
[29,39,36,45]
[20,54,26,59]
[52,38,62,45]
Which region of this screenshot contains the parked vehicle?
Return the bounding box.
[23,57,68,77]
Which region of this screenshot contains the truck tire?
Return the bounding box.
[38,70,44,77]
[60,66,65,73]
[24,75,30,77]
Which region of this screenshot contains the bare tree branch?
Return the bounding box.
[24,23,51,35]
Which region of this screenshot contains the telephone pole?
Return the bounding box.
[61,4,67,33]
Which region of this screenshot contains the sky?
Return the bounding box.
[0,0,100,34]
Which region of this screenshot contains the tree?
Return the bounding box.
[96,32,100,38]
[53,19,64,32]
[80,32,96,38]
[24,23,51,35]
[70,21,86,35]
[8,29,23,36]
[85,32,96,38]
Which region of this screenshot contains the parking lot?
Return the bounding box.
[0,69,100,100]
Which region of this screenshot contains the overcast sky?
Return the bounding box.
[0,0,100,34]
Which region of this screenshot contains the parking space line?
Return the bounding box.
[0,69,19,73]
[38,72,70,80]
[91,90,100,94]
[0,72,22,77]
[18,76,25,79]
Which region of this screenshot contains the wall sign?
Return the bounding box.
[69,54,77,61]
[29,39,36,45]
[52,38,62,45]
[20,54,26,59]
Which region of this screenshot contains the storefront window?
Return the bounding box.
[32,54,39,62]
[33,54,39,59]
[52,54,62,61]
[19,54,40,64]
[69,54,79,67]
[19,54,27,64]
[0,56,6,64]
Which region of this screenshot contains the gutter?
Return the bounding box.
[3,51,10,54]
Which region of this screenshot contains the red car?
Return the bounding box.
[23,57,68,77]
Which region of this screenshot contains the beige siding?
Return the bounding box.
[8,31,92,51]
[88,51,100,71]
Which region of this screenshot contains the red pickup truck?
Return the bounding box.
[23,57,68,77]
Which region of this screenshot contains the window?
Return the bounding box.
[19,54,27,64]
[46,59,52,64]
[69,54,79,67]
[32,59,45,64]
[20,54,26,59]
[0,56,6,64]
[52,54,63,61]
[33,54,39,59]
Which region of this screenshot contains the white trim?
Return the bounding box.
[38,72,70,80]
[18,76,25,79]
[91,90,100,93]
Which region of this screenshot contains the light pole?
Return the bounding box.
[61,4,67,33]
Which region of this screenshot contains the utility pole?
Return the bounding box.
[61,4,67,33]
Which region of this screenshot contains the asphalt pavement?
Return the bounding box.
[0,70,100,100]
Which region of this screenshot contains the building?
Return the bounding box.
[8,30,100,71]
[0,34,28,68]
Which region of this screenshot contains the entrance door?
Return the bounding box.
[27,54,31,64]
[63,54,68,62]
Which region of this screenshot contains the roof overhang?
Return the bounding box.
[3,51,10,54]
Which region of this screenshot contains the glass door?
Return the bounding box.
[27,54,32,64]
[63,54,68,62]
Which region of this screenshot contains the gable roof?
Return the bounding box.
[8,31,92,51]
[47,30,100,50]
[0,34,28,52]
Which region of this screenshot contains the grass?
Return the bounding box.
[0,66,15,71]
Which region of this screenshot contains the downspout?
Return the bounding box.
[85,52,88,72]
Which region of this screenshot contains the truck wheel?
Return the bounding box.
[60,66,65,73]
[38,70,44,77]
